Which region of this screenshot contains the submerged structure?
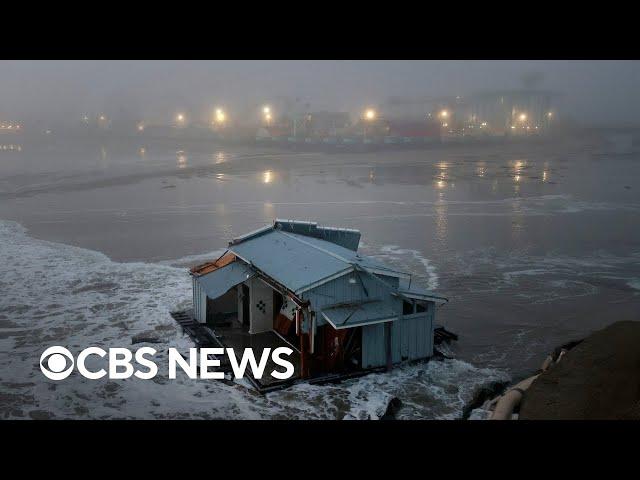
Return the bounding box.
[182,220,448,391]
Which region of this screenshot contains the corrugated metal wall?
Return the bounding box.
[395,310,433,361]
[304,272,400,328]
[304,270,435,368]
[376,274,400,289]
[362,303,434,368]
[275,220,361,251]
[192,276,207,323]
[362,323,386,368]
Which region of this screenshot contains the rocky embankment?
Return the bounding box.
[481,321,640,420]
[519,321,640,420]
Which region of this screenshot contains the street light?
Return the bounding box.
[214,108,226,125]
[363,108,376,141]
[175,113,186,126]
[439,110,449,119]
[518,113,527,122]
[262,106,272,125]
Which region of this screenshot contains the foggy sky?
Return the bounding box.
[1,60,639,127]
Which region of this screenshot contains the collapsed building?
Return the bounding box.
[181,220,448,390]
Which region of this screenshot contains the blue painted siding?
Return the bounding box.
[192,277,207,323]
[304,272,400,328]
[362,302,434,368]
[376,274,400,290]
[362,323,387,368]
[305,270,435,367]
[399,312,433,361]
[274,219,361,251]
[392,320,402,363]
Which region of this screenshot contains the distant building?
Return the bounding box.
[386,119,441,139]
[461,90,558,136]
[256,125,290,139]
[420,90,558,138]
[0,121,23,134]
[304,111,351,137]
[383,96,434,120]
[380,97,442,140]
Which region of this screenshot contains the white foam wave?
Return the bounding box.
[157,249,228,268]
[444,247,640,305]
[0,219,505,420]
[628,279,640,291]
[363,244,439,290]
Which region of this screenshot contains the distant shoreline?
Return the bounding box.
[1,130,574,155]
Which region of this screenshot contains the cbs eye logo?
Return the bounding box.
[40,346,75,380]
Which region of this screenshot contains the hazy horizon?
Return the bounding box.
[1,60,639,128]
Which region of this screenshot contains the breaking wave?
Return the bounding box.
[361,243,439,290]
[0,219,506,419]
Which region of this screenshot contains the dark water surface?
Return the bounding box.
[1,137,639,419]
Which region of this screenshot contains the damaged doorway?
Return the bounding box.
[273,290,298,348]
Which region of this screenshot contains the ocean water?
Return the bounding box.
[1,137,639,419]
[0,220,507,419]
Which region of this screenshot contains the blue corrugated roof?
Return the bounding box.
[229,229,349,293]
[228,228,405,294]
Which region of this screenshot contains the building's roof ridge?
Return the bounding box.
[278,229,409,284]
[226,222,416,294]
[229,224,273,246]
[276,229,354,266]
[275,218,361,234]
[274,219,361,251]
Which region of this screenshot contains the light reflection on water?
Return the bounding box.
[0,144,22,151]
[177,151,187,168]
[263,201,275,218]
[435,193,448,246]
